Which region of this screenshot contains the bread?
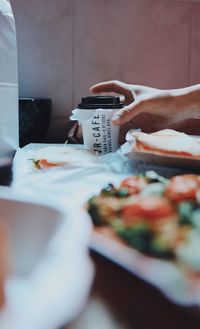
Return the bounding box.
[131,129,200,159]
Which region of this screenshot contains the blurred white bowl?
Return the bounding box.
[0,187,93,329]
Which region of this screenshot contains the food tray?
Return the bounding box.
[120,133,200,172]
[90,227,200,306]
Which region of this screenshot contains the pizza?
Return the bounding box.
[129,129,200,159]
[32,146,97,169]
[87,172,200,271]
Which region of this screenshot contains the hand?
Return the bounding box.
[90,80,200,134]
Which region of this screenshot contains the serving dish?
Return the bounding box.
[90,229,200,306]
[120,130,200,171]
[121,145,200,171]
[0,187,93,329]
[88,173,200,306]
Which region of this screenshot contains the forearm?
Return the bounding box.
[134,84,200,134]
[170,84,200,119]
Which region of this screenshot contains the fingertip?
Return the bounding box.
[89,84,102,94]
[89,86,95,93]
[111,115,121,125]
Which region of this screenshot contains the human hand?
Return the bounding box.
[90,80,200,134]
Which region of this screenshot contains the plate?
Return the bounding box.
[90,227,200,306]
[120,141,200,171]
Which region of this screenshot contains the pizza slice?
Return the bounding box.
[87,173,200,261]
[130,129,200,159]
[32,146,97,169]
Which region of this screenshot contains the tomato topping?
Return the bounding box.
[38,159,60,169]
[165,174,200,202]
[120,176,146,195]
[122,195,174,225]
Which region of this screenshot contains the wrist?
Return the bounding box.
[171,84,200,96]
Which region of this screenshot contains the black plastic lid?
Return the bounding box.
[78,96,123,109]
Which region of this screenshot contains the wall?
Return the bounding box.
[11,0,200,141]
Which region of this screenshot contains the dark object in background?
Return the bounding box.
[78,95,123,109]
[67,121,83,144]
[0,153,14,186]
[19,98,51,147]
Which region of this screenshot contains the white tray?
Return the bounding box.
[120,140,200,171]
[91,228,200,307]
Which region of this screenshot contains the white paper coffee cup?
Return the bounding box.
[71,108,120,154]
[70,96,123,154]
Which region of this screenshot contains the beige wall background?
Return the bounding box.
[11,0,200,141]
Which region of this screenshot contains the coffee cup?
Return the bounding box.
[70,96,123,154]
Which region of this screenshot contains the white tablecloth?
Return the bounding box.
[12,143,186,204]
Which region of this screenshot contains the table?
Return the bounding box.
[67,251,200,329]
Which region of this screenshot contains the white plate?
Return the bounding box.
[120,140,200,171]
[91,228,200,307]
